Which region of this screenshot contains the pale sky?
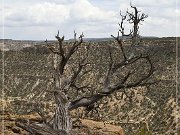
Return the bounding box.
[0,0,180,40]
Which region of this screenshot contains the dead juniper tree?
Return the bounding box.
[16,5,157,135]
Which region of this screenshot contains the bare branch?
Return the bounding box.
[110,56,155,91]
[111,35,127,60]
[104,46,113,88]
[70,58,87,85]
[68,93,105,110]
[45,40,61,55]
[47,31,84,75]
[55,30,65,59]
[66,33,84,60]
[67,53,156,111]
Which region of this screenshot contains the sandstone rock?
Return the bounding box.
[74,119,125,135]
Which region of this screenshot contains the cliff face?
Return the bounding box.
[0,39,43,51]
[0,37,179,134]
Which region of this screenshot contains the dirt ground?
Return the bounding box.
[0,113,125,135]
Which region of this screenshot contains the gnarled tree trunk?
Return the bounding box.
[15,5,157,135]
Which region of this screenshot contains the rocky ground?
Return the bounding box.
[0,112,124,135]
[0,37,179,134]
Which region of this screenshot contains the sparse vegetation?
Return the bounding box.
[0,4,179,135]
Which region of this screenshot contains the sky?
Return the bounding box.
[0,0,180,40]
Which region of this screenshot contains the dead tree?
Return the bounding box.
[16,5,157,135]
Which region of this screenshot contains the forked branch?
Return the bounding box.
[46,31,84,75]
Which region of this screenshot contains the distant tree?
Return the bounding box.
[16,5,157,135]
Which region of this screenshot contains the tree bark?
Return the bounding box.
[16,122,67,135]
